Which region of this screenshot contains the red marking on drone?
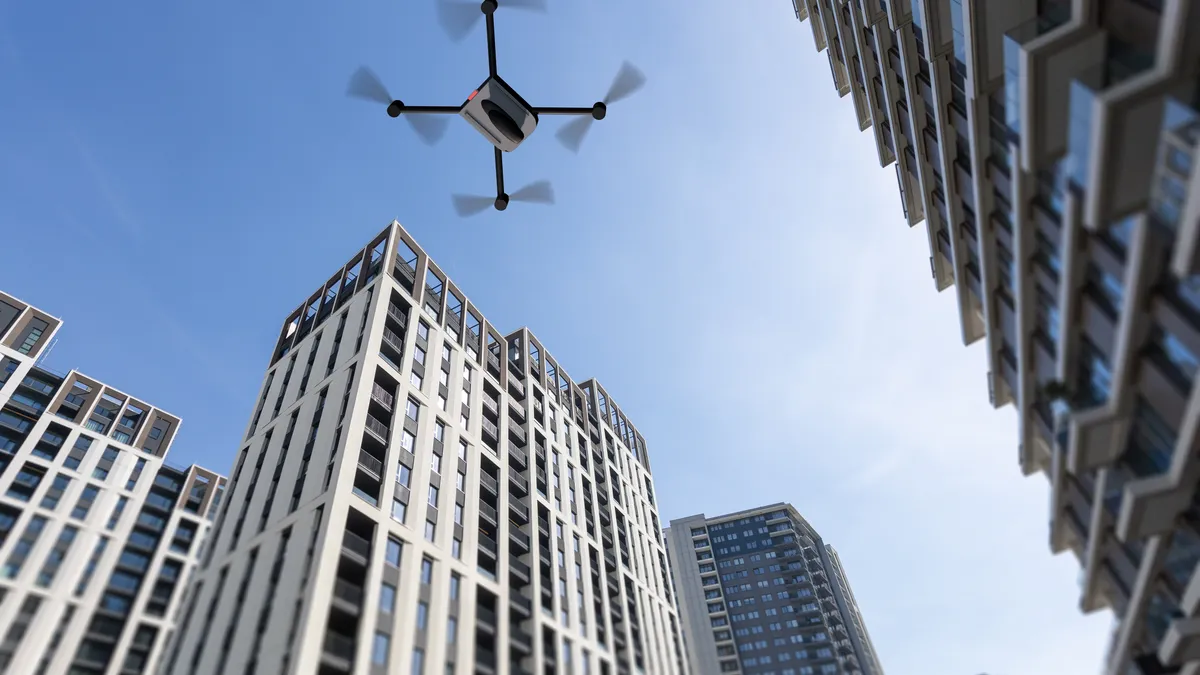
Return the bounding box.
[467,90,479,101]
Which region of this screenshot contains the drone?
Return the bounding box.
[347,0,647,216]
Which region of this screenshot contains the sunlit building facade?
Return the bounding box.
[159,222,690,675]
[665,504,883,675]
[793,0,1200,672]
[0,290,226,675]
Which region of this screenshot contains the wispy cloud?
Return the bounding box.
[67,130,142,239]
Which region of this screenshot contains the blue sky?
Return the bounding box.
[0,0,1110,672]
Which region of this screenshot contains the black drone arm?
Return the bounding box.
[533,107,593,115]
[494,147,505,196]
[399,106,461,114]
[486,13,498,77]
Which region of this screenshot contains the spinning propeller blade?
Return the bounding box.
[452,195,497,217]
[437,0,547,42]
[603,61,647,105]
[406,116,450,146]
[509,180,554,204]
[452,180,555,217]
[556,61,646,153]
[347,66,448,146]
[346,66,391,105]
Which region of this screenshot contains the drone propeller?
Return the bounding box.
[346,66,450,146]
[556,62,647,153]
[452,180,555,217]
[436,0,548,43]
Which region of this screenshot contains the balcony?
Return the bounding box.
[1066,42,1159,225]
[480,503,498,525]
[357,451,383,480]
[509,557,531,582]
[481,417,499,440]
[480,473,499,495]
[509,497,530,524]
[331,578,363,615]
[321,631,356,671]
[487,350,500,373]
[508,422,527,444]
[510,628,533,653]
[479,534,498,557]
[481,395,498,417]
[508,472,529,497]
[507,376,526,400]
[382,327,406,354]
[387,304,408,325]
[364,415,389,444]
[508,398,526,421]
[370,384,394,410]
[510,593,532,617]
[509,527,531,553]
[508,443,527,469]
[341,532,371,564]
[477,605,497,633]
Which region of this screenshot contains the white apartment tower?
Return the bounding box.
[0,290,226,675]
[159,222,690,675]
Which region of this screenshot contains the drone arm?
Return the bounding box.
[533,107,596,115]
[494,147,505,197]
[398,106,462,114]
[486,13,498,77]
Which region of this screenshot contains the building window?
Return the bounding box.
[380,583,396,613]
[372,632,390,665]
[385,537,403,567]
[392,499,407,523]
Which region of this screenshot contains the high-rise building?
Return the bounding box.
[160,222,690,675]
[792,1,1200,673]
[664,504,882,675]
[0,290,226,675]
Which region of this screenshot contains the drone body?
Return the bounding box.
[348,0,646,216]
[460,75,538,151]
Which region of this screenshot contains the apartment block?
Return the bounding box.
[0,290,226,674]
[159,221,690,675]
[792,0,1200,672]
[665,504,883,675]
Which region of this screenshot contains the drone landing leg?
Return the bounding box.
[493,147,509,211]
[494,147,505,196]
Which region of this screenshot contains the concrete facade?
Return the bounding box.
[665,504,882,675]
[0,290,226,675]
[793,0,1200,672]
[158,222,690,675]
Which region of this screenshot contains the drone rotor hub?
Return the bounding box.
[481,0,498,15]
[494,193,510,211]
[387,100,404,118]
[591,102,607,120]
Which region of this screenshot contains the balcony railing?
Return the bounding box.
[334,578,364,607]
[508,472,529,495]
[509,528,531,550]
[510,558,531,579]
[382,328,405,353]
[480,473,499,494]
[357,451,383,479]
[341,532,371,561]
[481,395,498,416]
[481,418,498,439]
[371,384,394,410]
[480,503,498,524]
[387,305,408,325]
[324,630,356,662]
[364,415,389,443]
[508,443,527,467]
[479,535,498,555]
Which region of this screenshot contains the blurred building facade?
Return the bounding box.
[0,290,226,674]
[791,0,1200,672]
